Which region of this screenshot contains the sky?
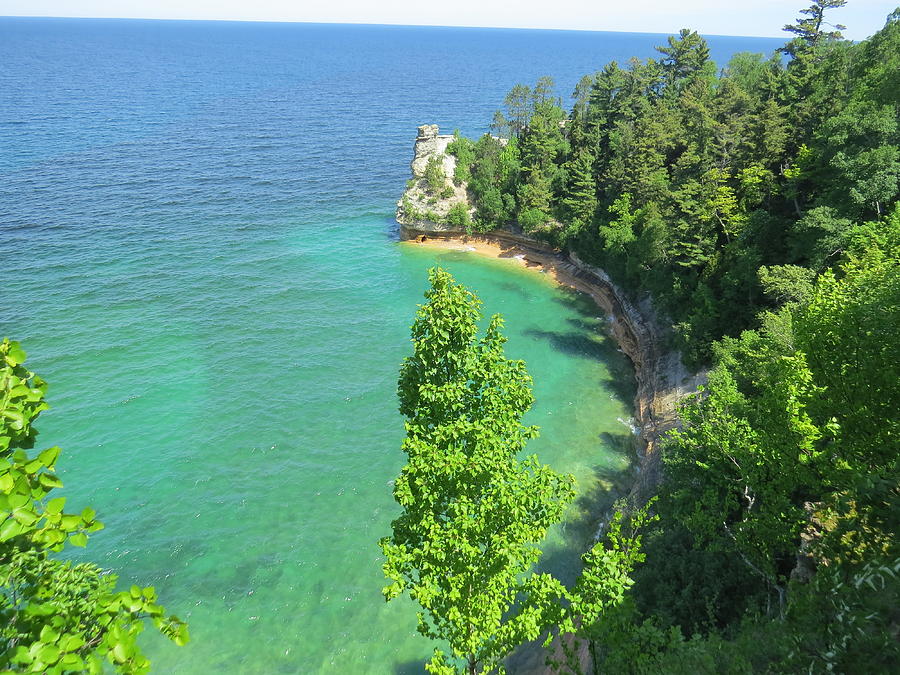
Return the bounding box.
[0,1,896,40]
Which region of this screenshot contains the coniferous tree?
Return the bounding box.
[782,0,848,49]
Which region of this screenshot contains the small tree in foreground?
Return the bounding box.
[0,339,188,673]
[380,268,575,674]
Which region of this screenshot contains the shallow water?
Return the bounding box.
[0,18,782,671]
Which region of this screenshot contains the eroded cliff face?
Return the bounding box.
[563,253,705,500]
[396,125,705,498]
[396,124,472,228]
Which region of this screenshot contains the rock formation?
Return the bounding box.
[396,124,473,228]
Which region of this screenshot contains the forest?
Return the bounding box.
[444,1,899,365]
[384,1,899,672]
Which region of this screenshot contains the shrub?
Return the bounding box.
[424,155,447,193]
[445,203,471,228]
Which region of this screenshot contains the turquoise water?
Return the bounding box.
[16,220,637,672]
[0,18,781,671]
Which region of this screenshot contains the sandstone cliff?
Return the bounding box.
[396,124,473,229]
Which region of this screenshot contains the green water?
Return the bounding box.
[16,221,635,672]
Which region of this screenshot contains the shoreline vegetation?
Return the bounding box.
[397,233,690,673]
[390,2,898,671]
[398,230,703,503]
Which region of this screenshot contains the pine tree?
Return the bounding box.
[783,0,848,49]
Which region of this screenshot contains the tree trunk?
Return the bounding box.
[589,639,600,675]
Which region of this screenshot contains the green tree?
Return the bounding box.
[818,100,899,217]
[788,205,854,269]
[664,211,899,618]
[757,264,817,306]
[447,132,476,186]
[655,29,711,90]
[0,339,188,674]
[517,170,554,233]
[599,193,638,254]
[495,84,531,138]
[380,269,575,675]
[560,150,598,240]
[702,168,746,243]
[783,0,848,50]
[425,155,449,193]
[445,202,471,228]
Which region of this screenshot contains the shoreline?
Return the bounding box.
[400,228,704,503]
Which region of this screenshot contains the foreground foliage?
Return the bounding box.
[0,339,188,673]
[383,270,672,674]
[381,268,576,674]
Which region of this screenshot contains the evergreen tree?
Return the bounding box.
[655,29,711,90]
[783,0,848,50]
[561,149,597,230]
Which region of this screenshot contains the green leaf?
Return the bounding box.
[38,446,61,467]
[46,497,66,514]
[0,472,14,492]
[2,408,26,429]
[60,653,85,670]
[12,504,40,525]
[9,384,31,398]
[11,645,32,664]
[24,458,43,474]
[62,634,85,652]
[39,473,64,489]
[5,342,27,366]
[111,642,130,664]
[0,516,25,541]
[173,625,190,646]
[37,644,61,665]
[40,625,60,644]
[69,532,88,547]
[59,514,82,530]
[8,491,31,509]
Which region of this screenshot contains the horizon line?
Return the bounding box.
[0,14,790,41]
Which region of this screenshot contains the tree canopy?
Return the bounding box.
[447,0,899,365]
[381,268,575,674]
[437,2,899,671]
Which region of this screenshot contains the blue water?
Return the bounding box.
[0,18,783,672]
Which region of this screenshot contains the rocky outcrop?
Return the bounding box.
[397,126,705,499]
[396,124,473,227]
